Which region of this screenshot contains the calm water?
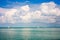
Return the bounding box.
[0,28,60,40]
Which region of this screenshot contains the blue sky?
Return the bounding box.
[0,0,60,7]
[0,0,60,27]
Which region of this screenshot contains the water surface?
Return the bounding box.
[0,28,60,40]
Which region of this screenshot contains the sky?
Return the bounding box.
[0,0,60,27]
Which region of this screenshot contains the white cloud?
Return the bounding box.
[40,2,60,16]
[0,16,6,23]
[5,9,17,17]
[20,5,30,11]
[32,10,41,19]
[0,8,7,13]
[0,2,60,24]
[20,13,32,23]
[5,9,17,24]
[40,3,49,14]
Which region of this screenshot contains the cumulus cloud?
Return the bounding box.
[40,2,60,16]
[0,2,60,24]
[20,13,32,23]
[21,5,30,11]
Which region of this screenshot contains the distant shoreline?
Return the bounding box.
[0,27,60,28]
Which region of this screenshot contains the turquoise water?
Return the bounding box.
[0,28,60,40]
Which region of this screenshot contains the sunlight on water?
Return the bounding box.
[21,28,31,40]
